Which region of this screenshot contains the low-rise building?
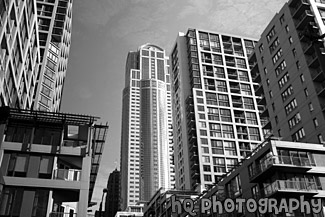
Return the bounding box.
[143,188,199,217]
[0,106,108,216]
[194,138,325,217]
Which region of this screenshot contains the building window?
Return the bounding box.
[264,67,268,74]
[259,44,264,53]
[313,118,319,128]
[272,49,283,64]
[261,56,264,64]
[200,130,207,136]
[285,98,298,115]
[248,164,254,177]
[275,60,286,77]
[281,85,294,102]
[224,141,236,156]
[304,88,309,97]
[300,74,305,83]
[291,128,305,142]
[211,140,224,154]
[266,79,270,86]
[289,36,293,44]
[275,115,278,124]
[272,103,275,111]
[266,26,276,42]
[269,38,280,53]
[269,90,273,98]
[288,113,301,129]
[296,61,301,70]
[278,129,282,137]
[203,165,211,172]
[280,14,285,24]
[202,147,209,153]
[285,25,289,33]
[278,72,290,89]
[309,103,314,111]
[318,134,324,143]
[251,185,260,199]
[292,48,297,57]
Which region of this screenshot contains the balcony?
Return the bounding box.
[252,73,261,83]
[301,41,314,54]
[190,152,198,161]
[50,212,77,217]
[294,10,314,30]
[260,106,269,117]
[228,72,238,80]
[53,169,81,181]
[250,155,314,182]
[262,119,271,130]
[191,170,200,179]
[258,94,266,105]
[306,52,319,68]
[310,68,325,82]
[291,0,310,19]
[191,162,199,171]
[230,85,240,94]
[316,81,325,97]
[203,70,214,77]
[189,143,198,152]
[263,180,319,198]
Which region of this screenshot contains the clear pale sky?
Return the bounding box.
[60,0,287,212]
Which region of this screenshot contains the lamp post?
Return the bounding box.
[99,188,108,217]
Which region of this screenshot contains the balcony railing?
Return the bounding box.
[251,155,315,180]
[53,169,81,181]
[50,212,77,217]
[263,180,319,197]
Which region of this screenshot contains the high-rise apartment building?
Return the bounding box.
[105,169,120,217]
[0,106,108,216]
[34,0,72,112]
[170,29,264,192]
[120,44,175,210]
[250,0,325,144]
[0,0,40,109]
[0,0,72,112]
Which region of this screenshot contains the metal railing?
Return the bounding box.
[53,169,81,181]
[263,180,319,197]
[251,155,315,178]
[49,212,77,217]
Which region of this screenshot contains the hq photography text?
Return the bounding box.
[170,195,322,215]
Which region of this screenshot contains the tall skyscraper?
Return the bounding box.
[120,44,175,210]
[0,0,40,109]
[251,0,325,144]
[170,29,264,192]
[0,0,73,112]
[34,0,73,112]
[105,169,120,217]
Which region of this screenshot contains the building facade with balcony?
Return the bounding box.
[170,29,264,192]
[0,0,40,109]
[195,139,325,217]
[34,0,73,112]
[0,0,73,112]
[0,106,108,217]
[250,0,325,144]
[120,44,175,209]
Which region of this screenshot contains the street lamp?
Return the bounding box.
[99,188,108,217]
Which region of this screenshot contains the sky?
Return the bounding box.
[60,0,287,213]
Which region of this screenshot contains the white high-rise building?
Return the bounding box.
[170,29,264,192]
[120,44,175,210]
